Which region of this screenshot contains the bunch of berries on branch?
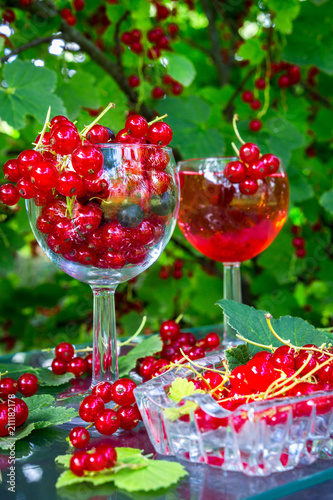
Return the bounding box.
[0,105,177,272]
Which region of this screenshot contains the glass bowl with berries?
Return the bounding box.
[178,116,289,342]
[134,318,333,476]
[0,104,179,387]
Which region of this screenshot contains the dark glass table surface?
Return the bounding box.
[1,327,333,500]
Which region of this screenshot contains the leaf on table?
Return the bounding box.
[0,423,35,449]
[118,335,162,377]
[217,299,332,355]
[27,406,77,430]
[0,363,74,387]
[225,344,250,371]
[56,449,187,492]
[113,459,187,492]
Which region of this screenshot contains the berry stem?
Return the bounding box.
[258,55,270,119]
[231,142,240,157]
[235,333,274,351]
[174,313,183,324]
[80,102,115,137]
[0,371,8,380]
[148,114,168,126]
[34,106,51,150]
[265,314,292,346]
[85,422,94,430]
[232,114,245,145]
[118,315,147,346]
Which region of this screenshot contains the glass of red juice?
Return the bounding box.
[177,157,289,342]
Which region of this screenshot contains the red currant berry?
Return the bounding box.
[156,4,169,20]
[203,371,223,389]
[117,405,141,430]
[17,177,37,199]
[104,251,127,269]
[96,444,117,467]
[131,29,142,42]
[128,75,140,88]
[74,204,102,234]
[168,23,179,37]
[125,115,148,139]
[72,145,103,178]
[121,31,132,45]
[147,122,172,146]
[3,159,21,182]
[0,184,20,205]
[249,119,262,132]
[246,359,276,391]
[271,352,295,371]
[50,115,70,130]
[296,248,307,258]
[239,178,258,195]
[17,149,42,177]
[47,234,72,254]
[147,46,161,60]
[14,398,29,427]
[253,351,272,362]
[255,77,266,90]
[69,426,90,449]
[35,131,52,147]
[0,377,18,398]
[292,237,305,249]
[188,346,205,361]
[85,353,93,374]
[73,0,85,11]
[86,449,108,471]
[95,409,120,435]
[278,74,291,88]
[147,170,171,194]
[31,161,58,191]
[288,65,301,84]
[86,125,109,144]
[250,99,261,111]
[55,342,75,361]
[172,82,184,96]
[67,357,88,378]
[224,161,246,183]
[139,356,156,378]
[239,143,260,164]
[3,9,16,23]
[111,378,137,406]
[57,171,83,197]
[229,366,251,392]
[147,27,164,43]
[151,87,165,100]
[261,154,280,174]
[248,159,268,180]
[205,332,220,350]
[241,90,253,103]
[51,357,67,375]
[130,42,143,54]
[17,373,39,397]
[274,345,296,357]
[50,124,80,155]
[92,382,113,403]
[70,450,89,476]
[79,395,105,422]
[151,358,169,378]
[159,320,180,341]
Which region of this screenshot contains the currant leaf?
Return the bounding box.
[0,423,35,450]
[225,344,250,371]
[0,363,74,387]
[217,299,333,356]
[118,335,162,377]
[168,377,203,402]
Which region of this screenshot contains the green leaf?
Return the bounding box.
[225,344,250,371]
[238,39,265,65]
[320,189,333,216]
[168,377,203,402]
[112,460,187,492]
[166,53,196,87]
[118,335,162,377]
[179,128,225,160]
[0,60,66,129]
[217,300,333,356]
[264,117,306,166]
[0,363,74,386]
[57,71,100,121]
[0,423,35,450]
[56,448,187,493]
[266,0,301,34]
[288,166,314,203]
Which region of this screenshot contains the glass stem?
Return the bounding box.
[91,286,118,387]
[223,263,242,342]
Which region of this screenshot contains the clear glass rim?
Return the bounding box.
[178,156,238,169]
[96,142,172,153]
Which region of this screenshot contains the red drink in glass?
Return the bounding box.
[178,170,289,263]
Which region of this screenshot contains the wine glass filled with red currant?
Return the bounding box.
[177,117,289,343]
[0,105,179,386]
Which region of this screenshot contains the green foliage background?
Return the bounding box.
[0,0,332,353]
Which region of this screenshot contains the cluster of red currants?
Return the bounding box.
[0,372,38,437]
[290,225,307,259]
[0,372,39,399]
[159,258,184,280]
[138,320,220,380]
[60,0,85,27]
[0,111,175,270]
[224,142,280,195]
[121,24,176,58]
[70,442,117,476]
[51,341,92,378]
[75,378,140,436]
